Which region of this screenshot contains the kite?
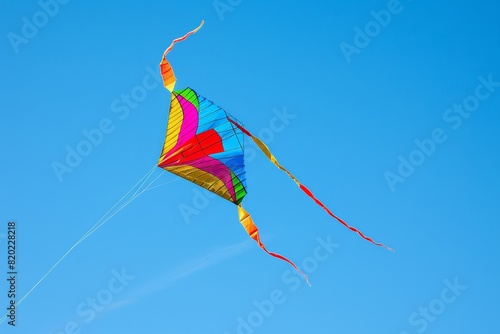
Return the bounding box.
[157,21,393,283]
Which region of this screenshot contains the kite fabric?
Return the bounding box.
[157,21,393,282]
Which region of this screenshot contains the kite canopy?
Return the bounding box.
[156,21,392,284]
[158,87,247,205]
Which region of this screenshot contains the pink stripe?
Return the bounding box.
[165,94,199,156]
[176,156,236,202]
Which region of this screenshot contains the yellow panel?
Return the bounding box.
[160,59,176,92]
[164,165,232,202]
[159,95,183,161]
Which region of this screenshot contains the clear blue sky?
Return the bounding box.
[1,0,499,333]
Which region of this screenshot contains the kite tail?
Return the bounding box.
[160,20,204,92]
[228,119,394,252]
[238,204,310,285]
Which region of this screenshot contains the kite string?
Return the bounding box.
[141,179,178,192]
[131,165,158,199]
[0,165,166,325]
[79,165,157,243]
[88,169,167,234]
[74,166,160,247]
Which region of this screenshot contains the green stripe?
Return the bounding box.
[231,171,247,205]
[176,87,199,111]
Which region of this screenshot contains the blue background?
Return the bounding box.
[1,0,499,333]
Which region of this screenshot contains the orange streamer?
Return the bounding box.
[237,204,310,285]
[228,118,394,252]
[160,20,204,92]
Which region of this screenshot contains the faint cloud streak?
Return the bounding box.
[130,239,254,301]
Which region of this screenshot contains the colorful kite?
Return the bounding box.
[157,21,392,282]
